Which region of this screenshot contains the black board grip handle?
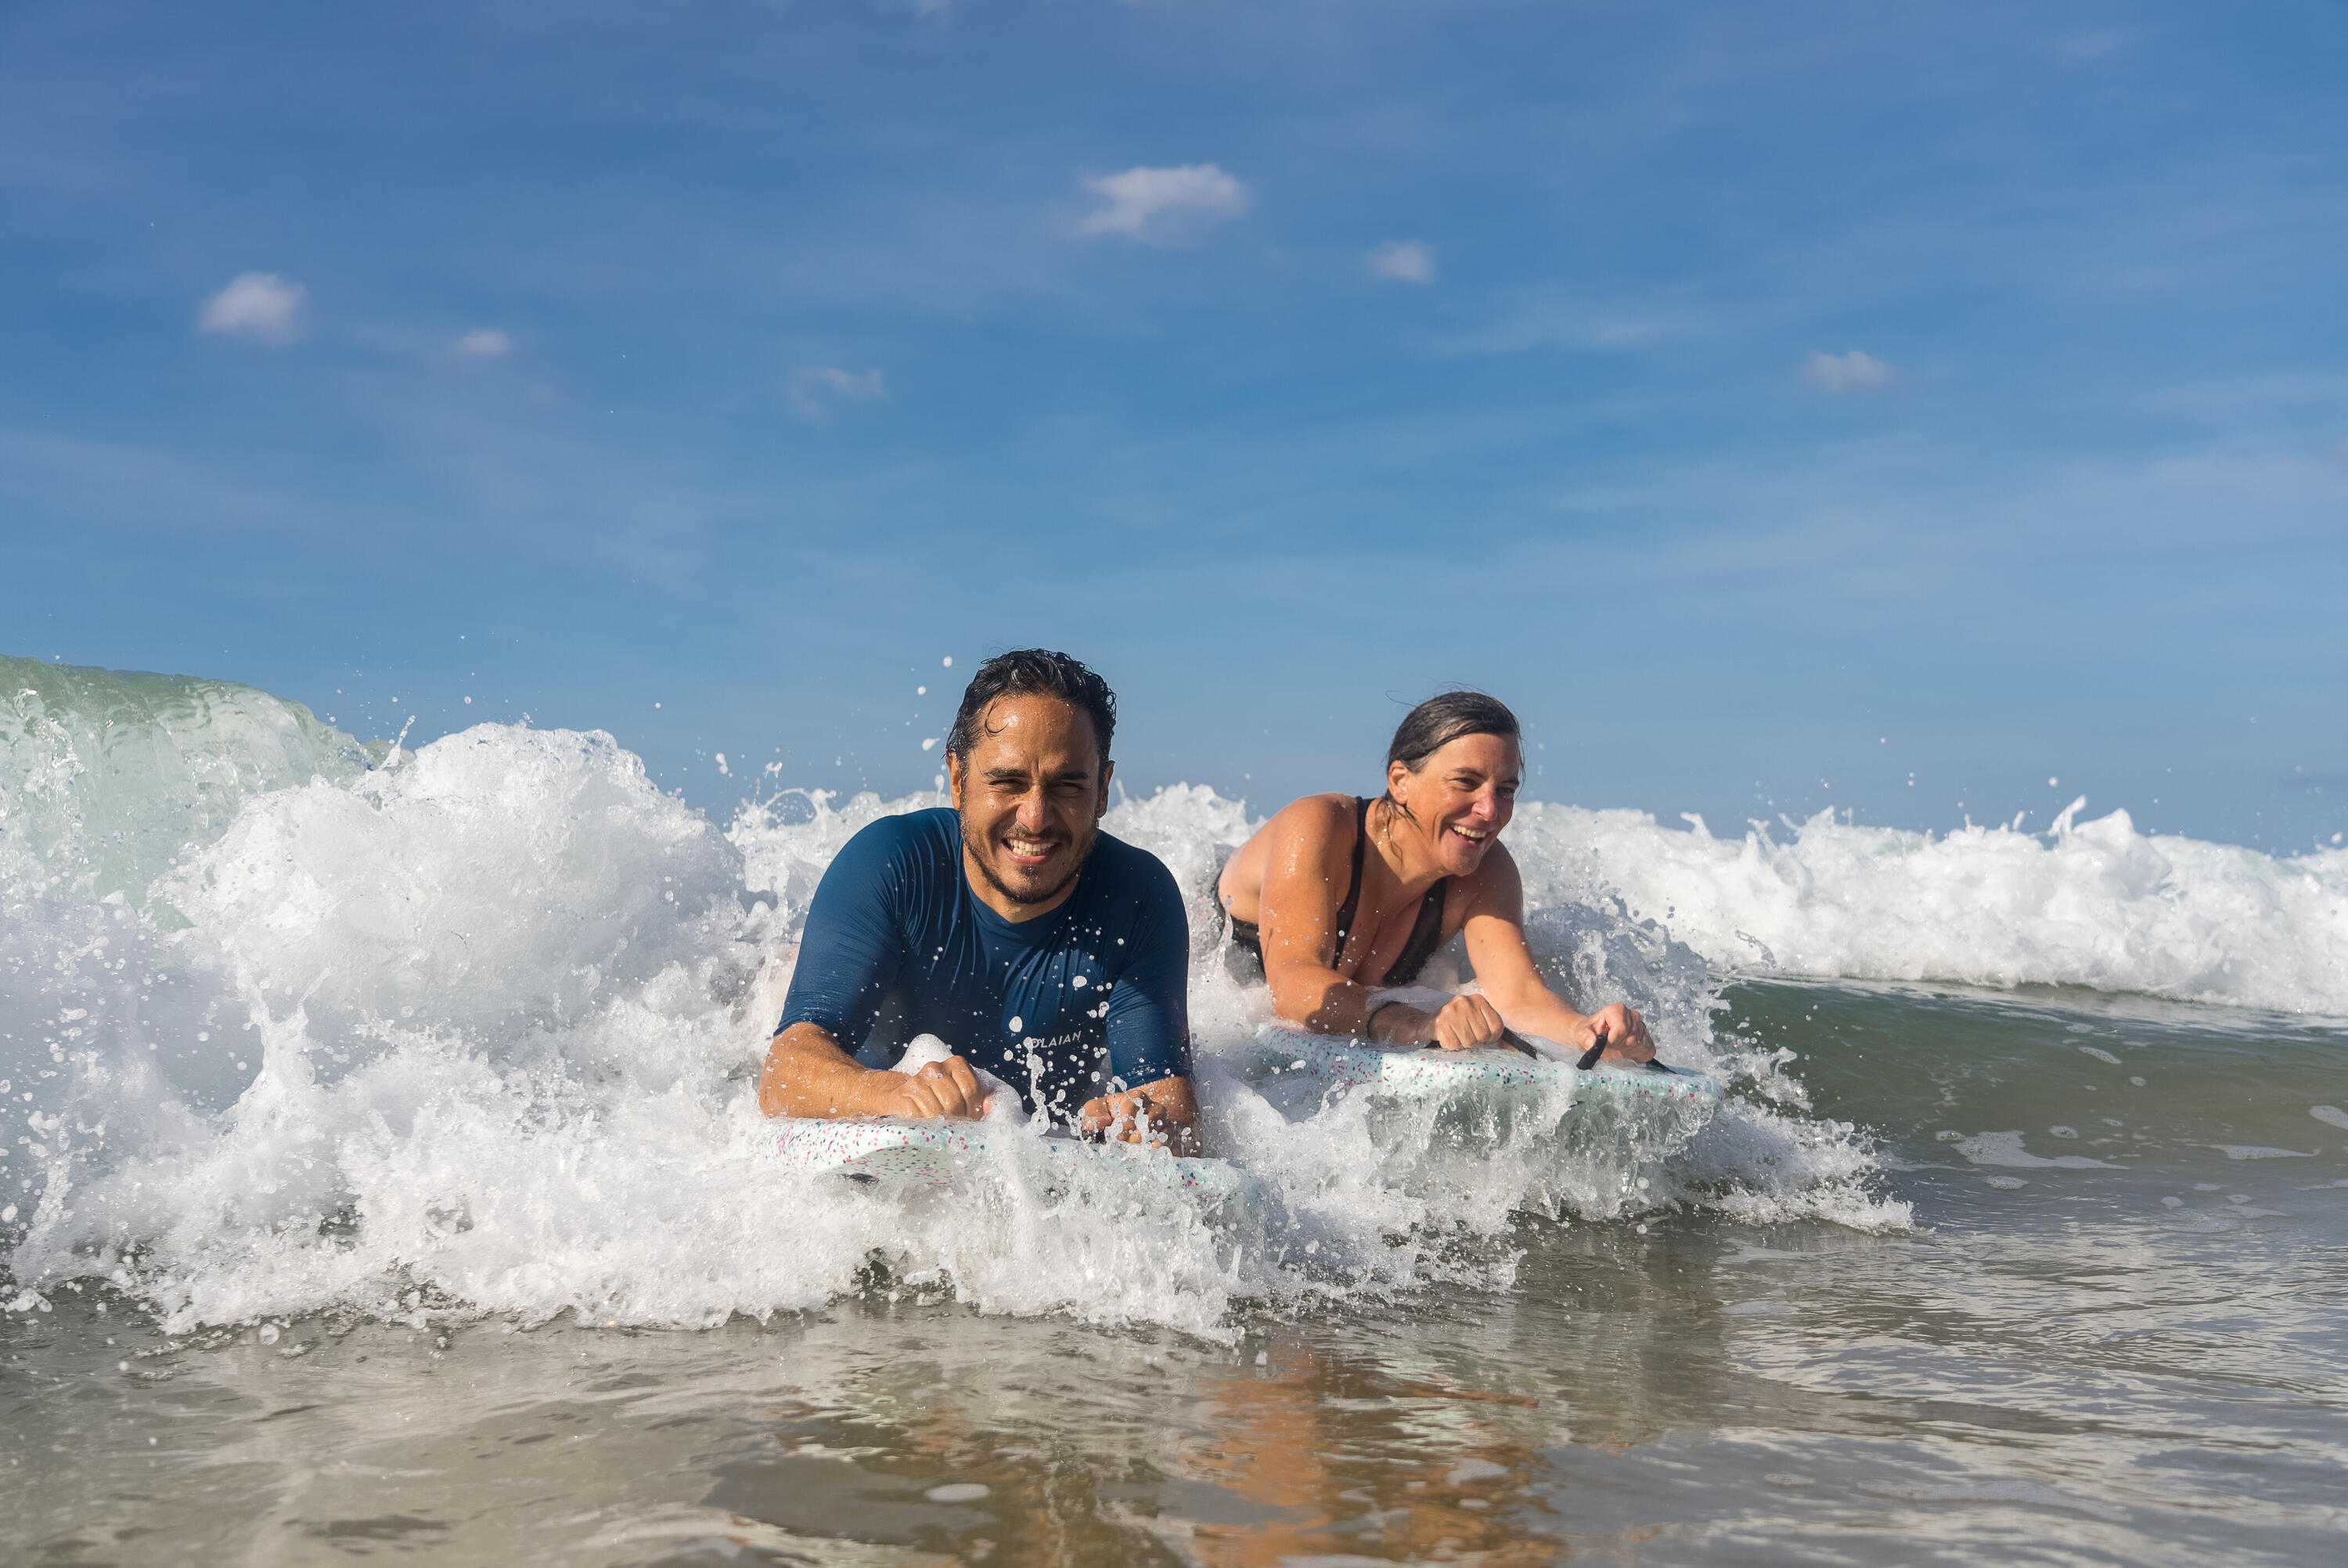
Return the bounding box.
[1575,1022,1680,1074]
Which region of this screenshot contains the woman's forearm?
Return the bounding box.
[1269,964,1378,1038]
[1493,987,1589,1044]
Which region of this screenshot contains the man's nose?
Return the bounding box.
[1016,789,1051,829]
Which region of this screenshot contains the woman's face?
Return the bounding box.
[1388,732,1521,876]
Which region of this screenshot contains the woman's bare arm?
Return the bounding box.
[1460,849,1654,1062]
[1255,797,1415,1040]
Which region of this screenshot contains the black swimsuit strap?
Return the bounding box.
[1332,797,1451,985]
[1327,797,1373,962]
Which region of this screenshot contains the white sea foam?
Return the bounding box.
[2,696,1905,1336]
[1503,799,2348,1016]
[16,694,2339,1338]
[52,654,2340,1336]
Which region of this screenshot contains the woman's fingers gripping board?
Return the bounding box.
[1431,994,1509,1052]
[1580,1002,1655,1065]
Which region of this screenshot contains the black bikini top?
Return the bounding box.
[1331,797,1451,987]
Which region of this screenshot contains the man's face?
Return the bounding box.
[945,692,1113,911]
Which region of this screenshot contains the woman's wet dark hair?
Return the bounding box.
[1382,691,1520,817]
[946,649,1118,764]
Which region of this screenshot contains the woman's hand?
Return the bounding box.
[1577,1002,1655,1064]
[1370,994,1507,1051]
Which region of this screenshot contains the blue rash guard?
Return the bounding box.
[776,808,1192,1122]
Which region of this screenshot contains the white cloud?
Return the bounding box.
[1366,239,1436,286]
[453,328,511,358]
[196,272,305,342]
[790,365,888,419]
[1799,349,1900,394]
[1075,163,1248,244]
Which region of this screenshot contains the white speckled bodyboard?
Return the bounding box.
[1250,1025,1726,1107]
[772,1118,1264,1215]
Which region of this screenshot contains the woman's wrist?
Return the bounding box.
[1365,999,1424,1044]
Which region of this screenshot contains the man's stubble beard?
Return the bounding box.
[962,817,1096,909]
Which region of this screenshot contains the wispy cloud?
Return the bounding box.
[789,365,888,419]
[195,272,306,342]
[453,328,511,358]
[1075,164,1248,244]
[1367,239,1436,285]
[1799,349,1899,394]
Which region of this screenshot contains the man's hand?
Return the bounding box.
[1578,1002,1655,1064]
[1077,1076,1201,1155]
[1369,994,1507,1051]
[878,1055,988,1120]
[762,1022,991,1120]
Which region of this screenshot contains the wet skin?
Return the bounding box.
[759,692,1199,1153]
[1218,732,1653,1062]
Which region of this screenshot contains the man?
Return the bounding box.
[759,649,1198,1152]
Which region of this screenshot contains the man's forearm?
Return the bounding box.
[759,1023,893,1118]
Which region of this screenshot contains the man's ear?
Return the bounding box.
[945,748,965,808]
[1097,757,1115,820]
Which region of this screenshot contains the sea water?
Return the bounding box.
[3,655,2344,1563]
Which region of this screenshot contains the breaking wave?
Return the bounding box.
[10,655,2334,1340]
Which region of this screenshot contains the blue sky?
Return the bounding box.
[4,0,2344,848]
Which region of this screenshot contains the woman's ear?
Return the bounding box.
[1386,758,1412,807]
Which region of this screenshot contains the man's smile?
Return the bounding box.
[1003,831,1065,865]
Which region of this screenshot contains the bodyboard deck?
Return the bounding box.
[1248,1025,1725,1106]
[772,1117,1265,1217]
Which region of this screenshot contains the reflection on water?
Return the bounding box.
[5,980,2346,1565]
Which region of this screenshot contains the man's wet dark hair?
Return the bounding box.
[946,649,1118,764]
[1383,692,1520,816]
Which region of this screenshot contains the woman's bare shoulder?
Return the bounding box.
[1264,793,1358,841]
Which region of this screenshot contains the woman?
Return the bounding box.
[1216,692,1655,1062]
